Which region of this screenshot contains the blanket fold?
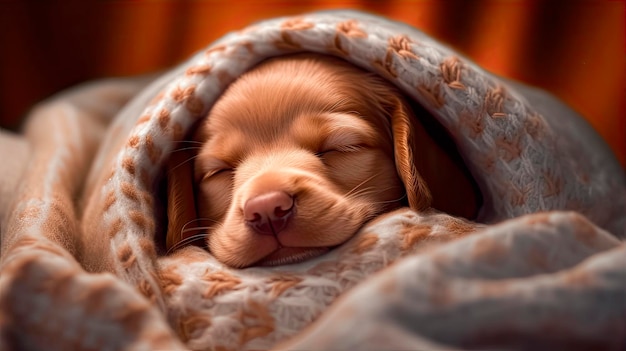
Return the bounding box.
[1,10,624,351]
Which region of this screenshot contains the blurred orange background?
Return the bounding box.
[0,0,624,167]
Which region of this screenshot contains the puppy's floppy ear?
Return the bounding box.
[165,139,199,251]
[388,96,433,211]
[390,95,480,219]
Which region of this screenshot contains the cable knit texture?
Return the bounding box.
[1,11,624,351]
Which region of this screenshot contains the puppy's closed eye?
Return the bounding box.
[165,53,480,267]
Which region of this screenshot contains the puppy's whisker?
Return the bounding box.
[176,140,204,145]
[370,193,408,206]
[181,226,214,234]
[345,182,400,200]
[345,172,383,198]
[166,233,207,254]
[181,217,220,231]
[168,155,200,174]
[345,186,377,200]
[171,146,202,153]
[179,218,219,239]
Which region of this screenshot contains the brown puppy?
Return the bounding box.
[165,54,479,268]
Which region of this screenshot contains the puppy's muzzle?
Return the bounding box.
[244,191,295,235]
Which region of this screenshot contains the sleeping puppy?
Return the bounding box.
[165,53,479,268]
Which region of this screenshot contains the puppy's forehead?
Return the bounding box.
[205,111,375,161]
[200,55,390,162]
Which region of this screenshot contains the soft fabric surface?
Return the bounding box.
[1,10,624,351]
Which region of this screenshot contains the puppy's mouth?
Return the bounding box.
[256,246,330,267]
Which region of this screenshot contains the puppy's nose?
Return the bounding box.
[244,191,294,235]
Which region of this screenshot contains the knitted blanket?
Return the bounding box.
[1,10,625,351]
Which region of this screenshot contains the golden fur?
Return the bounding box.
[165,54,478,268]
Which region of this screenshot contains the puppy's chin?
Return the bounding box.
[206,194,379,269]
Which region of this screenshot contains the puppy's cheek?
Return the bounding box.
[207,222,279,268]
[370,159,406,206]
[198,173,233,222]
[280,194,372,247]
[206,228,243,267]
[326,150,404,209]
[207,227,278,268]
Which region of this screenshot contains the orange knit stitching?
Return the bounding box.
[157,108,170,131]
[274,18,314,51]
[122,157,136,176]
[185,64,212,77]
[485,86,507,118]
[440,56,466,90]
[280,17,314,31]
[337,19,367,38]
[160,269,184,296]
[459,111,485,138]
[401,223,432,250]
[524,113,545,139]
[129,210,149,230]
[202,271,242,299]
[137,114,151,125]
[185,94,204,116]
[542,171,563,197]
[375,35,417,78]
[275,31,302,50]
[117,244,135,269]
[416,83,445,108]
[121,182,140,203]
[441,217,478,238]
[495,134,522,162]
[268,275,303,297]
[127,135,140,148]
[388,35,418,60]
[331,34,349,56]
[107,218,123,238]
[103,191,117,212]
[145,135,162,164]
[331,20,367,56]
[171,85,195,103]
[177,314,211,343]
[137,279,157,303]
[351,233,379,254]
[510,183,531,206]
[138,237,157,262]
[238,300,275,345]
[205,44,227,56]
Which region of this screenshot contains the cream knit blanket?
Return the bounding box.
[1,10,624,351]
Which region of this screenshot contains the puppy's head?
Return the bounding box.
[165,54,477,268]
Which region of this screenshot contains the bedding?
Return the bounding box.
[1,10,624,351]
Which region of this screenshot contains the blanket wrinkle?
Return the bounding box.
[273,213,626,351]
[1,10,625,351]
